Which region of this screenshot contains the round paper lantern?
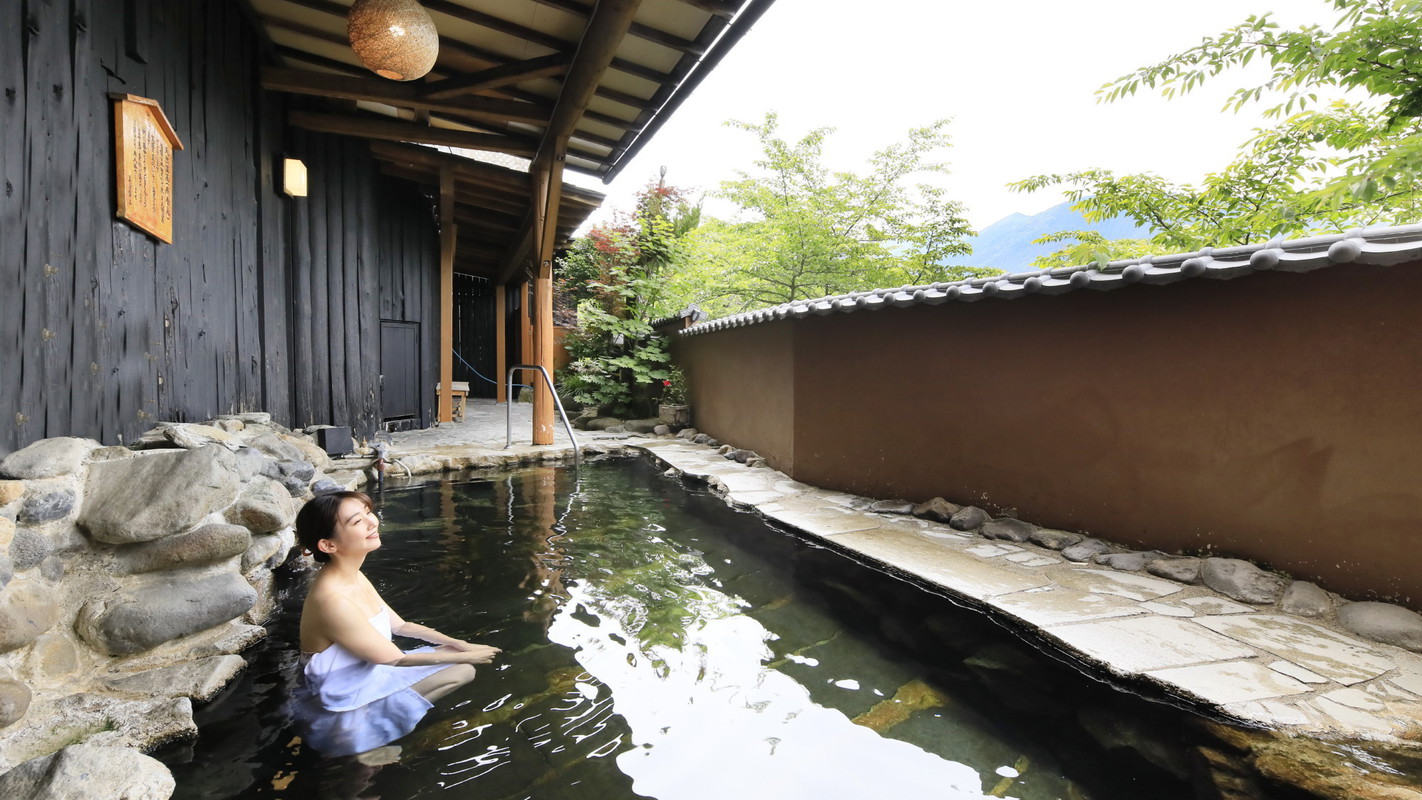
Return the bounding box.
[347,0,439,81]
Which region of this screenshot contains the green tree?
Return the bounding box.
[671,114,995,315]
[556,178,700,416]
[1013,0,1422,259]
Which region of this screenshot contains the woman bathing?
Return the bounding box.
[290,490,500,756]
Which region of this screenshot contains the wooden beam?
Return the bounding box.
[539,0,646,164]
[422,53,573,99]
[263,68,550,125]
[289,110,537,155]
[525,0,715,49]
[495,284,507,402]
[439,169,456,424]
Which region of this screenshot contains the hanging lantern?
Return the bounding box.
[347,0,439,81]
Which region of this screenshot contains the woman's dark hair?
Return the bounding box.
[295,491,373,563]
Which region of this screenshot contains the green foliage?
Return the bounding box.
[666,114,997,316]
[1014,0,1422,261]
[556,178,699,417]
[1026,230,1176,270]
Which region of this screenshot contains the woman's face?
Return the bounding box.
[321,497,381,558]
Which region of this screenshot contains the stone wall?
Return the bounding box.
[0,415,344,776]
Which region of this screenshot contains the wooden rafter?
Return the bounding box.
[263,68,550,124]
[289,110,537,155]
[422,52,573,99]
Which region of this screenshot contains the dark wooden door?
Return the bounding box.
[380,321,420,420]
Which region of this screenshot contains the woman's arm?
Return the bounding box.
[317,595,497,667]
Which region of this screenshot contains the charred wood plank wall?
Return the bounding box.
[0,0,441,455]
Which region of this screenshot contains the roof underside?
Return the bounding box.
[245,0,772,280]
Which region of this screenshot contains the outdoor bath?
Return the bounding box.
[155,456,1407,800]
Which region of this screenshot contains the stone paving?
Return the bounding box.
[386,401,1422,746]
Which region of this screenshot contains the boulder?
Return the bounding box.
[0,480,24,506]
[981,518,1035,542]
[948,506,990,531]
[1201,558,1285,604]
[585,417,624,431]
[0,678,31,729]
[231,446,269,482]
[163,423,243,452]
[242,433,306,464]
[869,499,915,514]
[1029,528,1082,550]
[1146,557,1202,584]
[1280,581,1333,618]
[25,633,82,682]
[244,567,276,625]
[10,528,55,570]
[1337,602,1422,652]
[241,532,286,573]
[79,447,241,544]
[0,744,176,800]
[653,424,671,436]
[104,655,246,703]
[0,437,101,480]
[75,572,257,655]
[113,523,251,575]
[18,489,77,525]
[260,459,316,497]
[1094,551,1150,572]
[675,428,699,440]
[224,477,297,534]
[623,418,661,434]
[0,583,61,654]
[911,497,961,523]
[1061,538,1112,563]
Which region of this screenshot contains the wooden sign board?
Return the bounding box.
[110,93,184,243]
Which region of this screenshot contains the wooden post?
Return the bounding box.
[495,283,507,403]
[529,151,564,445]
[438,168,455,423]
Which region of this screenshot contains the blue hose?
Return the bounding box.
[453,349,531,391]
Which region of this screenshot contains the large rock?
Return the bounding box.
[0,437,101,480]
[912,497,961,523]
[1146,557,1202,584]
[104,655,246,703]
[1094,551,1150,572]
[113,523,251,575]
[79,447,240,544]
[1201,558,1285,605]
[17,489,77,525]
[0,679,31,729]
[163,423,243,452]
[25,634,81,682]
[1337,602,1422,652]
[623,418,661,434]
[259,459,316,497]
[75,572,257,655]
[232,447,270,482]
[9,528,55,570]
[224,477,297,534]
[240,532,287,573]
[0,481,24,506]
[1029,528,1082,550]
[242,433,306,464]
[0,743,175,800]
[0,583,61,654]
[981,517,1035,542]
[1061,538,1112,562]
[869,499,914,514]
[1281,581,1333,618]
[948,505,990,531]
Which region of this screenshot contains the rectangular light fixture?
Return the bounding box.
[282,157,308,197]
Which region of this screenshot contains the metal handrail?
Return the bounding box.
[504,364,581,467]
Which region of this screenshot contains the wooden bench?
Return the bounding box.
[437,381,470,422]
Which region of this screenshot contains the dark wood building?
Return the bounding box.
[0,0,772,455]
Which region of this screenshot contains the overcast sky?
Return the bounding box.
[574,0,1326,232]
